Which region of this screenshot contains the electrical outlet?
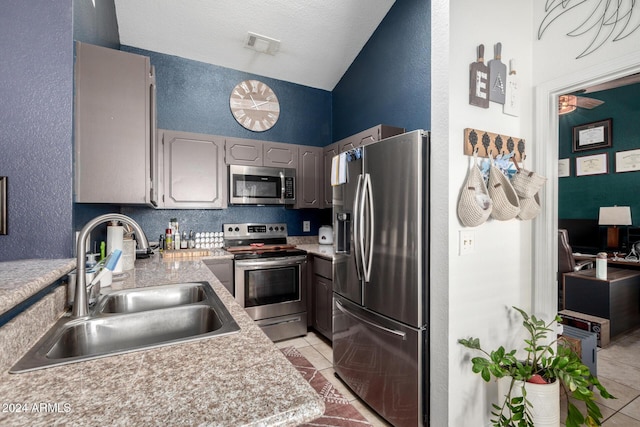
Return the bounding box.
[303,221,310,232]
[459,230,475,255]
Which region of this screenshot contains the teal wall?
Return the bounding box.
[558,83,640,225]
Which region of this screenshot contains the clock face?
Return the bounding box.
[229,80,280,132]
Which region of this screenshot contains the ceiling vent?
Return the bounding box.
[245,32,280,55]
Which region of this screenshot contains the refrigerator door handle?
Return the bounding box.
[362,173,374,282]
[335,300,407,340]
[353,174,364,280]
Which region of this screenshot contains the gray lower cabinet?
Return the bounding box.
[312,255,333,341]
[74,42,157,205]
[159,130,227,209]
[203,259,234,295]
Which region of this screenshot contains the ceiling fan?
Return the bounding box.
[558,72,640,115]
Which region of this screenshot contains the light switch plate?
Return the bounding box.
[303,221,310,232]
[459,230,475,255]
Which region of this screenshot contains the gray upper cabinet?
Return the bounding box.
[74,42,157,205]
[225,138,299,169]
[322,142,339,209]
[337,124,405,152]
[264,141,298,169]
[322,125,405,209]
[225,137,263,166]
[296,146,322,209]
[159,130,227,209]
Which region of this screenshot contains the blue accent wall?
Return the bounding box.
[332,0,431,140]
[558,83,640,224]
[121,46,332,147]
[0,0,74,261]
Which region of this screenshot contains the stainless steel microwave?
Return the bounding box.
[228,165,296,205]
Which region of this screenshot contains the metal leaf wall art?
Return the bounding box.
[538,0,640,58]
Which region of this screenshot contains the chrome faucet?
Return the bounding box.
[73,213,150,317]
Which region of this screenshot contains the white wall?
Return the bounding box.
[432,1,640,425]
[431,1,534,425]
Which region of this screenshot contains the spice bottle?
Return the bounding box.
[165,228,173,251]
[181,231,188,249]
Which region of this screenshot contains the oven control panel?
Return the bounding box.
[223,223,288,240]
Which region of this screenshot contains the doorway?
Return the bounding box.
[533,52,640,318]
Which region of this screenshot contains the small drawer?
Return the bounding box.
[313,256,332,280]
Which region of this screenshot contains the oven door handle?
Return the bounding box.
[234,256,307,268]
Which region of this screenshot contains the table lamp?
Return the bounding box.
[599,206,632,249]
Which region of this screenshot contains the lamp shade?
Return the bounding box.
[598,206,632,226]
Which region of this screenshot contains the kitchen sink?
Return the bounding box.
[96,282,208,314]
[10,282,240,373]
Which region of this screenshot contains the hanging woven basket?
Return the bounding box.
[511,158,547,199]
[518,192,541,220]
[488,162,520,221]
[457,156,492,227]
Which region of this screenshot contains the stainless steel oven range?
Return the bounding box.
[223,223,307,342]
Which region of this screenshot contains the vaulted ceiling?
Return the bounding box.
[114,0,396,91]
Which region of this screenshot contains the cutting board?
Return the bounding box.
[469,44,490,108]
[503,59,519,116]
[488,42,506,104]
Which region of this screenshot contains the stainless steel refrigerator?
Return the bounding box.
[332,129,429,427]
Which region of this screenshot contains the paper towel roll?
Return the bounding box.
[106,225,124,273]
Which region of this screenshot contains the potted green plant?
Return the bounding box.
[458,307,614,427]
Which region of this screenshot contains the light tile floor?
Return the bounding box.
[276,331,392,426]
[281,327,640,426]
[589,327,640,426]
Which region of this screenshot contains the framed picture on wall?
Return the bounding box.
[576,153,608,176]
[572,118,612,152]
[558,158,570,177]
[0,177,6,235]
[615,149,640,173]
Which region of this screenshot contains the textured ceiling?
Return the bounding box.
[114,0,395,91]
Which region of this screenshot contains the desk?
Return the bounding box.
[564,267,640,338]
[574,254,640,270]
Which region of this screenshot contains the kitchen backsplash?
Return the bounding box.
[73,204,332,246]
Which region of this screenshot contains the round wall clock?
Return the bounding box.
[229,80,280,132]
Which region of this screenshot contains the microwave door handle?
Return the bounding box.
[353,174,364,280]
[363,173,374,282]
[280,171,285,201]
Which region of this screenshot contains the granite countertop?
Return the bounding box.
[296,243,336,260]
[0,254,324,426]
[0,259,76,316]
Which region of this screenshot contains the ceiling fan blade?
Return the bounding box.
[582,73,640,94]
[575,96,604,109]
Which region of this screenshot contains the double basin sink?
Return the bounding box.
[11,282,240,373]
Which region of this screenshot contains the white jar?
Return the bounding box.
[596,252,607,280]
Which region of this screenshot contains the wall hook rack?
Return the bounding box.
[464,128,526,163]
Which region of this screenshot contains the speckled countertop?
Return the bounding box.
[0,254,324,426]
[0,259,76,316]
[296,244,336,260]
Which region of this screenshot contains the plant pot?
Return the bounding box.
[497,376,560,426]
